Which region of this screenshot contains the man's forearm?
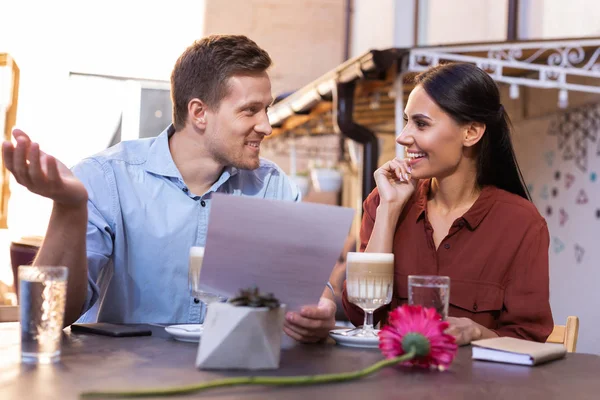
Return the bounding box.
[34,202,89,326]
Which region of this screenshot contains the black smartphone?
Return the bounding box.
[70,323,152,337]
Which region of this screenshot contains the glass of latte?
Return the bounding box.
[345,252,394,337]
[189,246,227,307]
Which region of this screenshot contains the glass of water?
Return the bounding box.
[189,247,226,307]
[18,266,68,364]
[408,275,450,320]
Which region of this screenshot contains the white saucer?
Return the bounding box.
[329,329,380,349]
[165,324,203,343]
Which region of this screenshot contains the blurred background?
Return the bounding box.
[1,0,599,352]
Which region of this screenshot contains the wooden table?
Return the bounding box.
[1,322,599,399]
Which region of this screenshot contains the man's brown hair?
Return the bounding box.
[171,34,272,130]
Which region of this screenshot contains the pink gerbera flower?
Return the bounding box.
[379,305,458,370]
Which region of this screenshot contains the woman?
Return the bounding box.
[342,62,553,345]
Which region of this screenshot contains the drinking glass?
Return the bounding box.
[18,266,68,364]
[408,275,450,320]
[188,247,226,312]
[345,252,394,337]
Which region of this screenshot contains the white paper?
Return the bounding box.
[199,193,355,312]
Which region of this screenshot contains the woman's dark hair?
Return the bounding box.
[414,62,530,200]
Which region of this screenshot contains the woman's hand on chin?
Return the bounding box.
[374,158,418,209]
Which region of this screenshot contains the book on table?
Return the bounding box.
[471,337,567,366]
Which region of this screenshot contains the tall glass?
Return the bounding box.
[408,275,450,320]
[345,252,394,337]
[18,266,68,364]
[188,246,226,308]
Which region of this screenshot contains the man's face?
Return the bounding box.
[203,72,273,170]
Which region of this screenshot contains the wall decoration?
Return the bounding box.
[552,237,565,254]
[540,185,550,200]
[535,102,600,354]
[544,151,555,167]
[576,189,589,205]
[574,135,587,172]
[559,208,568,227]
[565,173,576,189]
[574,244,585,264]
[549,103,600,172]
[562,144,575,161]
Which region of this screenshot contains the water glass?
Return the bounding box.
[18,266,68,364]
[408,275,450,320]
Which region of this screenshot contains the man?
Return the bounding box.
[329,235,356,321]
[3,35,334,342]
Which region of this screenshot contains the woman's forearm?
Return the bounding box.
[364,203,403,253]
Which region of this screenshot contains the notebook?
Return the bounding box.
[471,337,567,366]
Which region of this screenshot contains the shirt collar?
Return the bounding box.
[414,179,496,230]
[461,185,496,229]
[210,166,239,192]
[144,125,182,179]
[144,124,239,189]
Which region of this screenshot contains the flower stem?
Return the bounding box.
[80,349,417,398]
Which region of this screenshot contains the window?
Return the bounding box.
[519,0,600,39]
[418,0,509,45]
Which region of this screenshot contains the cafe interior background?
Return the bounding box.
[1,0,599,354]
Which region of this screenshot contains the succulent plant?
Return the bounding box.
[227,287,281,309]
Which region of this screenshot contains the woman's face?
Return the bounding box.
[397,85,473,180]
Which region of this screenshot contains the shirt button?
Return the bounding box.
[193,298,200,304]
[458,220,465,227]
[182,187,189,193]
[444,243,451,249]
[200,200,206,207]
[473,302,478,311]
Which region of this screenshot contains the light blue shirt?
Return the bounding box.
[72,125,300,324]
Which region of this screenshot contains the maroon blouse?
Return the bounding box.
[342,180,553,342]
